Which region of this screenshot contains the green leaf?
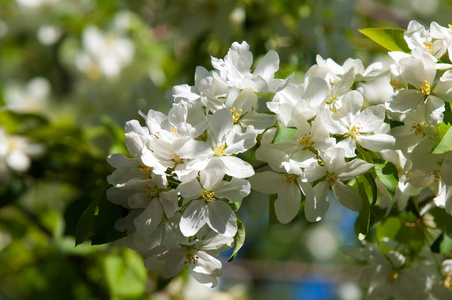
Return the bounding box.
[376,217,402,253]
[269,194,279,225]
[92,193,127,245]
[354,179,374,240]
[75,198,99,246]
[429,207,452,235]
[227,219,246,262]
[64,197,93,237]
[104,249,147,298]
[359,28,410,53]
[432,122,452,154]
[373,159,398,199]
[272,124,297,144]
[443,103,452,125]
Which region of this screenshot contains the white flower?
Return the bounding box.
[211,41,291,93]
[177,161,250,237]
[145,230,233,288]
[3,77,50,113]
[75,25,134,79]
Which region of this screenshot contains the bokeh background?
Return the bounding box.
[1,0,452,299]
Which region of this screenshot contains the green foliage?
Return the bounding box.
[432,122,452,154]
[227,219,246,262]
[373,159,399,199]
[358,28,410,52]
[354,178,375,240]
[272,124,297,144]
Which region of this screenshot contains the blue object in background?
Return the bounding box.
[293,276,335,300]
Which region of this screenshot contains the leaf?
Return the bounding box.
[272,124,297,144]
[64,197,93,237]
[227,219,246,262]
[432,122,452,154]
[104,249,147,298]
[429,207,452,235]
[354,179,374,240]
[359,28,410,53]
[443,102,452,125]
[269,194,279,225]
[376,217,402,253]
[75,197,99,246]
[373,159,398,199]
[92,192,127,245]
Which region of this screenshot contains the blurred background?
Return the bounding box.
[1,0,452,299]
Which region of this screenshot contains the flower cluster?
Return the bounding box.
[107,21,452,296]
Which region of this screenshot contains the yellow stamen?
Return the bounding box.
[417,80,431,95]
[203,189,215,202]
[423,41,433,53]
[390,78,404,90]
[326,174,339,187]
[297,134,312,148]
[410,123,426,136]
[386,270,399,282]
[230,107,242,123]
[444,274,452,290]
[281,173,297,185]
[170,127,177,133]
[138,163,153,178]
[214,143,226,157]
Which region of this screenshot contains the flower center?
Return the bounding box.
[386,270,399,282]
[214,143,226,157]
[444,274,452,290]
[426,170,440,182]
[348,122,362,138]
[145,185,159,197]
[297,134,312,148]
[390,78,404,91]
[417,80,431,95]
[423,41,433,53]
[170,151,184,164]
[203,189,215,202]
[326,173,339,187]
[410,123,427,135]
[281,173,297,185]
[184,251,200,266]
[230,107,243,123]
[138,163,153,178]
[170,127,177,134]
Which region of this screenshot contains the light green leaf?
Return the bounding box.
[104,249,147,298]
[272,124,297,144]
[359,28,410,53]
[354,179,374,240]
[227,219,246,262]
[432,123,452,154]
[373,159,398,199]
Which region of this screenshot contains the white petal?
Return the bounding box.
[206,201,237,237]
[180,201,208,237]
[356,134,395,152]
[214,177,251,202]
[177,178,203,199]
[249,171,284,194]
[254,50,279,81]
[356,105,386,132]
[160,190,179,218]
[200,158,226,190]
[301,181,329,222]
[274,182,301,224]
[134,198,163,237]
[221,156,254,178]
[333,181,363,211]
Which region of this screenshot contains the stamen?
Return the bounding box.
[230,107,242,123]
[417,80,431,95]
[214,143,226,157]
[297,134,312,148]
[281,173,297,185]
[326,173,339,187]
[410,123,426,136]
[390,78,404,90]
[203,189,215,202]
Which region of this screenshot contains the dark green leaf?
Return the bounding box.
[359,28,410,52]
[227,219,246,262]
[272,124,297,144]
[92,193,127,245]
[75,198,99,246]
[430,207,452,235]
[64,197,93,237]
[376,217,402,253]
[443,103,452,125]
[269,194,279,225]
[432,122,452,154]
